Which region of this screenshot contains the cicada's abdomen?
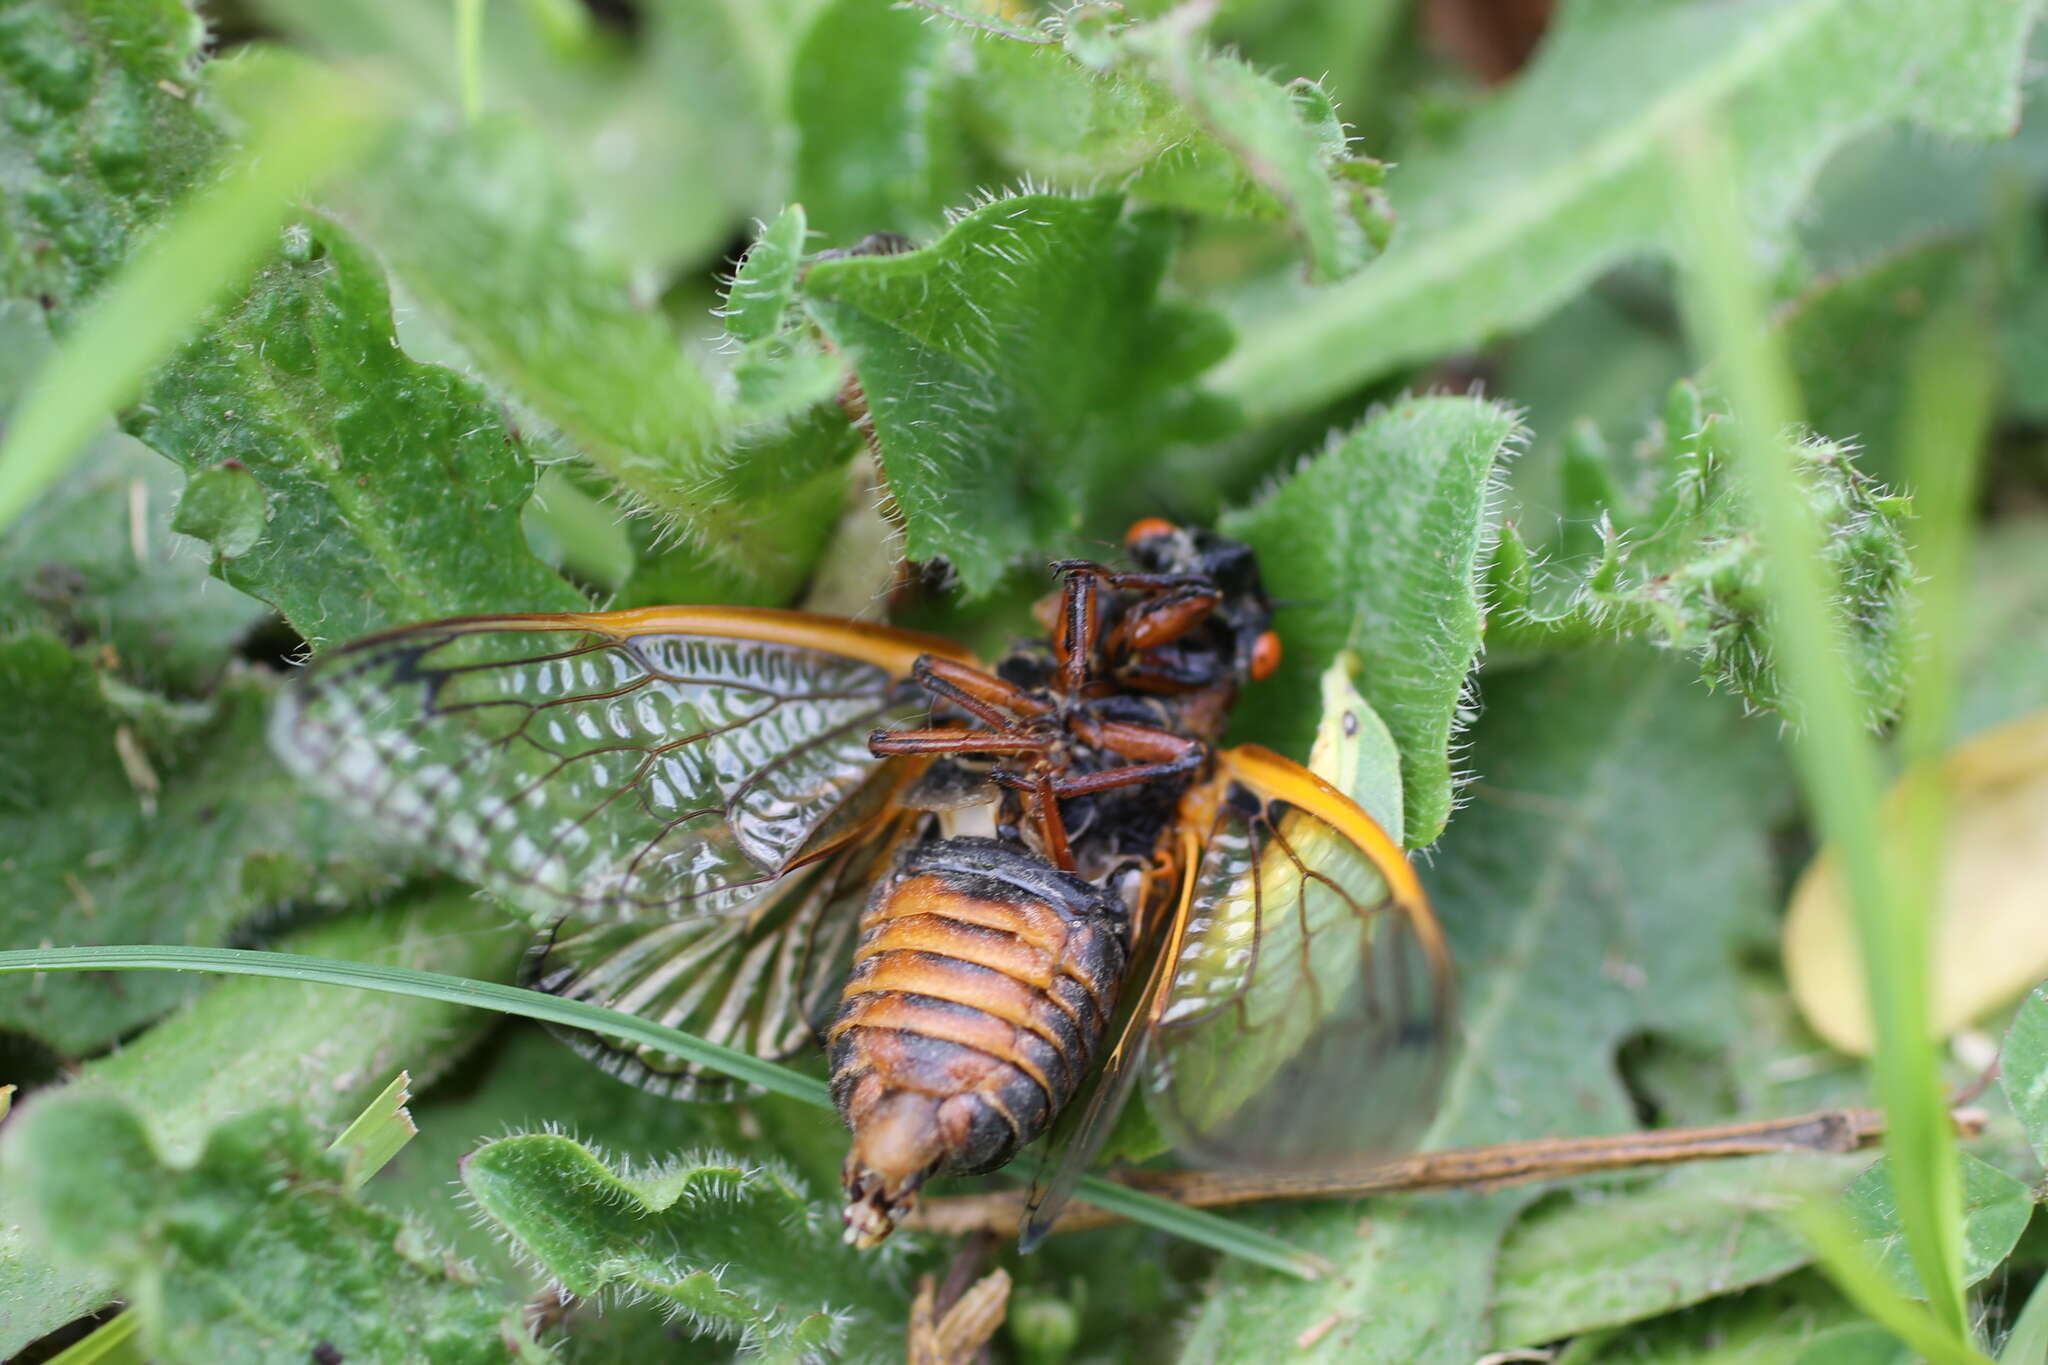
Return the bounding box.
[828,837,1128,1245]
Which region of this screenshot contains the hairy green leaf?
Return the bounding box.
[791,0,952,244]
[724,204,809,346]
[370,1025,843,1307]
[940,5,1388,279]
[0,310,270,693]
[1489,383,1914,728]
[1215,0,2045,423]
[137,212,586,643]
[0,897,524,1359]
[462,1135,915,1361]
[337,115,842,597]
[255,0,795,271]
[1490,1156,1867,1350]
[1841,1154,2035,1298]
[0,637,416,1053]
[1783,243,1988,486]
[801,192,1232,594]
[1563,1272,1880,1365]
[8,1096,549,1364]
[0,4,581,644]
[1954,519,2048,742]
[1223,395,1521,846]
[1178,651,1789,1363]
[2002,985,2048,1171]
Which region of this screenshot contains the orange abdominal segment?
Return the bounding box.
[829,839,1128,1246]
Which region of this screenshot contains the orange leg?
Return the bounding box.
[867,726,1052,756]
[1112,584,1220,654]
[910,655,1051,725]
[990,719,1203,799]
[1053,569,1102,697]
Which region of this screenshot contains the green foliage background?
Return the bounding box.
[5,0,2048,1361]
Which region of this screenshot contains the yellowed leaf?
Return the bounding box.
[1785,709,2048,1054]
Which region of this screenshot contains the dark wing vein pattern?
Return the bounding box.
[270,618,922,924]
[523,837,879,1099]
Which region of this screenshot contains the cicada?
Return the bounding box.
[271,519,1454,1247]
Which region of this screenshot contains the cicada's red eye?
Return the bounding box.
[1250,629,1283,682]
[1124,517,1178,547]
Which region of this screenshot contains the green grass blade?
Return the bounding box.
[0,66,384,532]
[1799,1205,1993,1365]
[0,945,1321,1280]
[454,0,485,121]
[43,1310,143,1365]
[1667,117,1969,1339]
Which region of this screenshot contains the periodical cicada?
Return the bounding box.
[270,519,1456,1248]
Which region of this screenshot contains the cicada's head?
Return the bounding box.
[1122,518,1282,689]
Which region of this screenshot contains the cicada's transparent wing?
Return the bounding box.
[1016,848,1191,1250]
[1144,745,1455,1168]
[524,818,918,1098]
[271,607,969,925]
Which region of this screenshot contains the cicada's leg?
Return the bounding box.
[1110,583,1221,654]
[910,655,1051,725]
[866,727,1053,757]
[1047,718,1204,797]
[1050,565,1104,697]
[984,765,1083,872]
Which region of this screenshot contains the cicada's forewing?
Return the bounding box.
[523,812,922,1098]
[271,607,970,926]
[1144,744,1455,1168]
[1015,848,1191,1250]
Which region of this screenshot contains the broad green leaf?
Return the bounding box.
[1954,520,2048,743]
[1490,1155,1868,1350]
[336,113,841,597]
[1782,243,1987,486]
[462,1134,916,1361]
[1489,384,1915,729]
[2002,985,2048,1170]
[0,326,271,693]
[1842,1154,2036,1298]
[0,897,525,1359]
[1214,0,2045,424]
[132,211,584,644]
[1567,1273,1885,1365]
[0,5,582,645]
[0,43,381,533]
[801,192,1232,595]
[791,0,951,244]
[1211,0,1406,126]
[7,1096,550,1365]
[943,6,1389,280]
[255,0,799,271]
[366,1025,843,1312]
[1117,13,1388,279]
[1177,650,1789,1363]
[1222,395,1521,846]
[0,636,412,1053]
[1794,1325,1916,1365]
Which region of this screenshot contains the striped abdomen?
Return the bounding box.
[828,837,1129,1245]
